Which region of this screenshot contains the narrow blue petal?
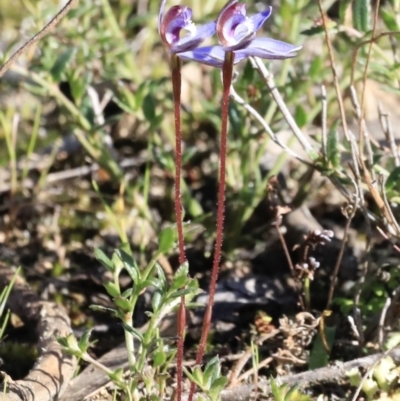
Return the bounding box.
[178,45,226,67]
[173,21,217,53]
[250,37,302,55]
[235,47,297,60]
[248,6,272,32]
[234,39,302,60]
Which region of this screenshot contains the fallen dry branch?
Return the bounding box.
[0,263,76,401]
[218,347,400,400]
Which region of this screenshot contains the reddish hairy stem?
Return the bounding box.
[171,54,187,401]
[171,55,186,266]
[188,52,234,401]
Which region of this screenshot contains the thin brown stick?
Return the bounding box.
[274,216,304,310]
[316,0,350,142]
[228,330,279,388]
[326,196,358,309]
[0,0,79,78]
[379,106,400,167]
[236,357,273,385]
[357,0,380,162]
[350,30,400,85]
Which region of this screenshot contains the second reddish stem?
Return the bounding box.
[188,51,234,401]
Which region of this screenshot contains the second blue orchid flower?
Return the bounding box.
[178,0,302,67]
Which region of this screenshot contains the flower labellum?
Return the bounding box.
[158,0,216,54]
[179,0,302,67]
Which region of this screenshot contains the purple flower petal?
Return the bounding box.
[217,1,247,47]
[173,21,217,53]
[216,2,273,51]
[248,6,272,32]
[252,37,302,55]
[235,38,302,60]
[179,46,226,67]
[231,20,255,47]
[159,1,216,54]
[160,5,193,48]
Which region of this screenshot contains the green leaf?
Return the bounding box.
[175,261,189,279]
[186,195,204,217]
[203,356,220,388]
[269,377,284,401]
[142,92,156,122]
[89,305,118,316]
[121,323,144,343]
[352,0,370,32]
[152,290,163,312]
[169,287,196,299]
[309,326,336,369]
[381,8,399,31]
[108,368,124,382]
[171,276,188,292]
[94,248,114,272]
[295,105,308,128]
[228,103,243,138]
[134,81,148,110]
[78,328,93,352]
[170,261,189,290]
[308,56,323,80]
[116,249,140,284]
[386,166,400,192]
[284,385,303,401]
[137,278,161,294]
[300,26,325,36]
[158,226,176,254]
[104,281,120,298]
[192,366,205,388]
[121,288,133,298]
[50,47,77,82]
[326,125,340,169]
[183,367,198,386]
[209,376,228,401]
[111,249,124,275]
[153,349,167,368]
[114,296,132,313]
[155,263,167,290]
[65,333,80,352]
[242,59,255,84]
[68,71,92,104]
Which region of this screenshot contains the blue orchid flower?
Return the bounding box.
[158,0,216,54]
[179,0,302,67]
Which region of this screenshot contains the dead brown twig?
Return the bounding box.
[218,348,400,401]
[0,263,76,401]
[0,0,78,79]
